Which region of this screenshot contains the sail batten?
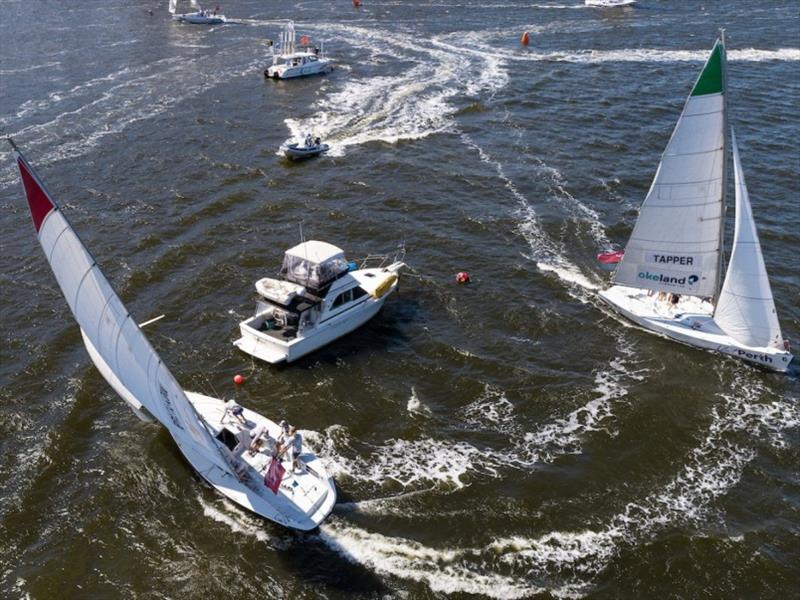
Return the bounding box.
[613,39,726,297]
[714,131,784,349]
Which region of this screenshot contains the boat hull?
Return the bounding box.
[265,63,332,80]
[174,13,226,24]
[598,285,793,372]
[183,392,337,530]
[285,143,330,160]
[235,278,398,364]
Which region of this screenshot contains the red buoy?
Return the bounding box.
[233,374,245,385]
[353,0,361,7]
[456,271,471,284]
[520,31,530,46]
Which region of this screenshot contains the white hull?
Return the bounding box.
[585,0,636,6]
[184,392,336,530]
[266,61,331,80]
[235,281,396,364]
[598,285,793,372]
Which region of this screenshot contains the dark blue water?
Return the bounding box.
[1,1,798,597]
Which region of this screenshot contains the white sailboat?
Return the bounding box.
[235,241,405,364]
[9,140,336,530]
[264,22,332,80]
[599,33,794,373]
[168,0,226,25]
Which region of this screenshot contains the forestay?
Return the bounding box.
[614,39,726,298]
[714,131,785,349]
[13,145,230,473]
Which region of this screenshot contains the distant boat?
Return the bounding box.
[265,21,332,79]
[598,33,794,372]
[284,136,330,160]
[235,241,405,363]
[585,0,636,7]
[168,0,226,25]
[9,140,336,529]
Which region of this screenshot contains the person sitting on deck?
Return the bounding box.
[248,423,277,457]
[221,399,247,425]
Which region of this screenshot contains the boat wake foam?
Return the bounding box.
[282,23,509,156]
[308,376,798,598]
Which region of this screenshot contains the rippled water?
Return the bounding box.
[1,0,798,597]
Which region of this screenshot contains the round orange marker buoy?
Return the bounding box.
[520,31,530,46]
[456,271,471,284]
[234,374,245,385]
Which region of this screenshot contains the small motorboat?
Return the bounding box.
[169,0,226,25]
[234,241,406,364]
[265,22,332,79]
[285,136,330,160]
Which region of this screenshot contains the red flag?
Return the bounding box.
[299,35,311,46]
[264,458,285,494]
[597,250,624,265]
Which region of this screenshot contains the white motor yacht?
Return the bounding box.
[169,0,226,25]
[265,22,332,80]
[235,241,405,364]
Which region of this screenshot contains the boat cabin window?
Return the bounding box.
[282,252,349,289]
[332,289,353,309]
[332,286,368,309]
[216,428,239,451]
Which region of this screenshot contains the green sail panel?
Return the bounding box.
[691,41,724,96]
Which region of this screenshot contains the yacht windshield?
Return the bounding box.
[282,253,348,289]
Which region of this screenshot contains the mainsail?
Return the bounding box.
[613,38,727,298]
[714,131,785,349]
[12,142,231,473]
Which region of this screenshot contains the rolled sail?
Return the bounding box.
[614,39,726,298]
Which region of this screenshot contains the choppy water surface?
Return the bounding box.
[1,1,798,597]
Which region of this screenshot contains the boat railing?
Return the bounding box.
[359,243,406,270]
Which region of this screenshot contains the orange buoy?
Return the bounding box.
[456,271,471,284]
[520,31,530,46]
[234,374,245,385]
[353,0,361,7]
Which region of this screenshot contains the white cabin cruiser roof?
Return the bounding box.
[285,240,344,263]
[282,241,349,290]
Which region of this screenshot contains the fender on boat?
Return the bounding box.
[372,273,398,299]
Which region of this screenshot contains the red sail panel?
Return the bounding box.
[17,156,55,233]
